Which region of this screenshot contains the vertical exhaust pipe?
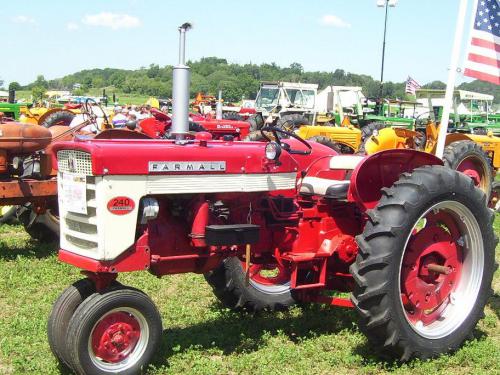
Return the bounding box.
[215,90,223,120]
[171,22,192,142]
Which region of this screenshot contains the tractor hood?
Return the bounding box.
[51,137,301,176]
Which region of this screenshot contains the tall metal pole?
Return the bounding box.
[435,0,468,159]
[379,0,389,98]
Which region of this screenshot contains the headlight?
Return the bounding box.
[265,141,281,161]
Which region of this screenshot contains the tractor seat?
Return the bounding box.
[300,155,363,199]
[300,177,350,198]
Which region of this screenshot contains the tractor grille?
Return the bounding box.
[62,176,99,252]
[57,150,93,175]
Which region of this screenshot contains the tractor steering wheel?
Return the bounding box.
[260,126,312,155]
[82,98,110,129]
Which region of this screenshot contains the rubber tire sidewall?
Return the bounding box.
[41,110,75,128]
[48,279,97,368]
[306,135,342,153]
[67,286,162,375]
[443,140,493,201]
[204,257,296,312]
[352,166,496,359]
[0,206,17,225]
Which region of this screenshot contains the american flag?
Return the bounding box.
[405,76,421,95]
[463,0,500,85]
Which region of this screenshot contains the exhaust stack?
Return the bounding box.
[171,22,192,142]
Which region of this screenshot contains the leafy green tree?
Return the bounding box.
[8,81,21,91]
[34,75,48,89]
[147,64,160,79]
[31,86,47,103]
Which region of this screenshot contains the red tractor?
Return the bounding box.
[139,108,250,140]
[48,124,496,374]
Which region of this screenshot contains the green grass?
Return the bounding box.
[0,216,499,375]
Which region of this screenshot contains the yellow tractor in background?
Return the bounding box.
[19,107,78,127]
[364,121,500,210]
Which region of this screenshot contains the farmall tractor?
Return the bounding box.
[47,25,497,375]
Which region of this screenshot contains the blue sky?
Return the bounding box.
[0,0,478,86]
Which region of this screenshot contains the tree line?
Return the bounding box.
[4,57,499,104]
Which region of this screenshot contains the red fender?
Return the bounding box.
[348,149,443,210]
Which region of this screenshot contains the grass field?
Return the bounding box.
[0,215,498,375]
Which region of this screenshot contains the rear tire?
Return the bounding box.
[443,140,493,201]
[359,122,386,153]
[223,112,243,121]
[0,206,17,225]
[204,257,296,312]
[351,165,496,360]
[66,286,162,375]
[247,114,264,132]
[41,110,75,128]
[17,203,59,243]
[276,114,308,132]
[306,136,342,153]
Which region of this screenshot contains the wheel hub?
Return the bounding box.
[401,221,462,324]
[456,158,482,186]
[92,312,141,363]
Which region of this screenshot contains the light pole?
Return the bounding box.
[377,0,397,99]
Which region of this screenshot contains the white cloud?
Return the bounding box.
[12,15,36,24]
[319,14,351,28]
[82,12,141,30]
[66,22,79,31]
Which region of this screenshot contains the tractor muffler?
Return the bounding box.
[171,22,192,143]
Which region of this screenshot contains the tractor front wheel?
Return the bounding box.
[443,140,493,201]
[204,257,296,312]
[351,165,496,360]
[66,285,162,375]
[48,279,98,368]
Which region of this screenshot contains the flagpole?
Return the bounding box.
[435,0,469,159]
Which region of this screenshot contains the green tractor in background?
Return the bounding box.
[415,89,500,136]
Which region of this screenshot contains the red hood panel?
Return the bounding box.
[52,138,300,175]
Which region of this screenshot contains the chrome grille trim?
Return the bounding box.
[57,150,93,175]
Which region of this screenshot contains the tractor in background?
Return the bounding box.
[364,119,500,210]
[415,89,500,136]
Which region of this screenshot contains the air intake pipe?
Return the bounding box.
[171,22,192,142]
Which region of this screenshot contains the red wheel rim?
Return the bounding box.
[240,261,291,294]
[399,201,485,339]
[91,311,141,363]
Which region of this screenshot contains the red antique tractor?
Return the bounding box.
[46,25,497,375]
[49,123,497,374]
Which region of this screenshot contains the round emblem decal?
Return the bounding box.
[107,196,135,215]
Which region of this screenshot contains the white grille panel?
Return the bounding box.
[57,150,93,175]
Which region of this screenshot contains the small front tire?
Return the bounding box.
[48,279,97,368]
[66,286,162,375]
